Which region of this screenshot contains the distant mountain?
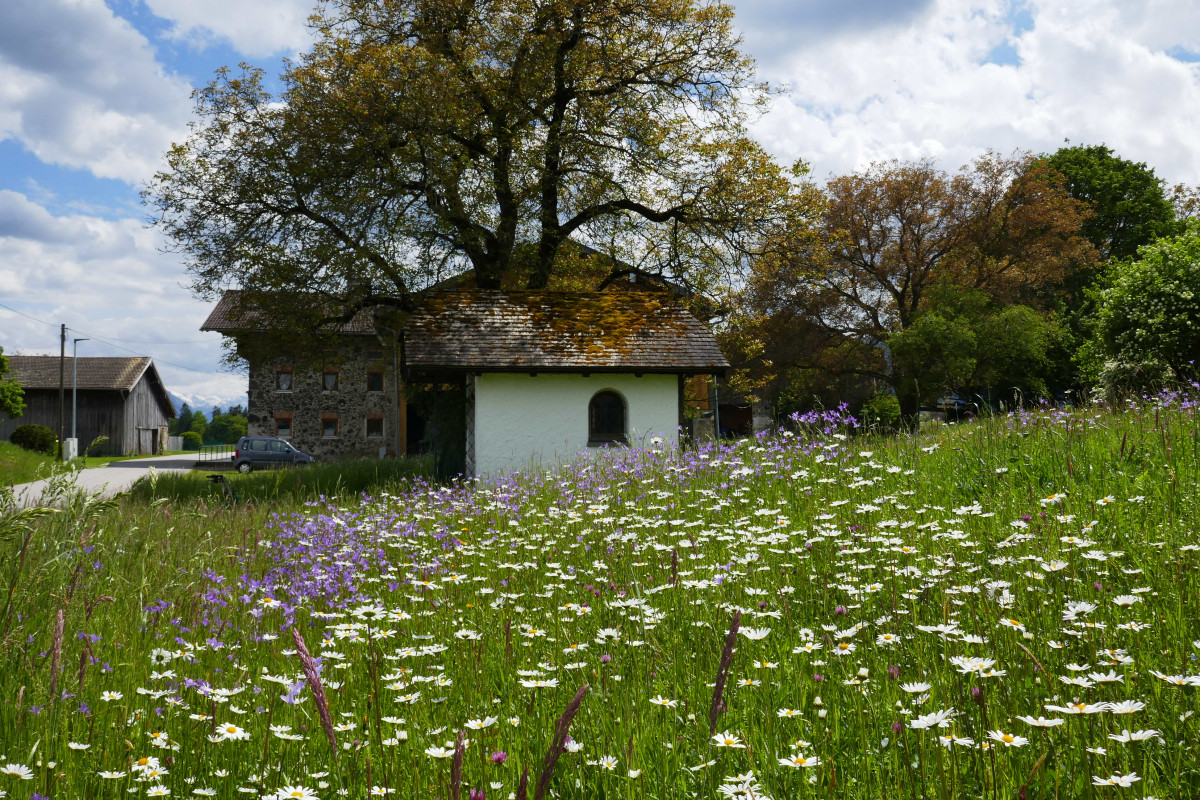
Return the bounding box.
[168,391,213,420]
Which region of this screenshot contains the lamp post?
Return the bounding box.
[72,337,89,447]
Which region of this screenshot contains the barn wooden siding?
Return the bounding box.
[122,376,170,455]
[1,382,171,455]
[0,389,125,455]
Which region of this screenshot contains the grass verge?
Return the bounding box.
[0,440,55,485]
[125,454,434,504]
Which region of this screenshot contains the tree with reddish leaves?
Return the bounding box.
[725,152,1097,420]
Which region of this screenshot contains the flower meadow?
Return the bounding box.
[3,398,1200,800]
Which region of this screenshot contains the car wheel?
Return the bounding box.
[237,462,252,474]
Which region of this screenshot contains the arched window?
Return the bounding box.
[588,390,627,446]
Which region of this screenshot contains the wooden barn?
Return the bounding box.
[0,356,176,456]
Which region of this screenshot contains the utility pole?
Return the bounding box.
[58,323,66,460]
[72,337,89,443]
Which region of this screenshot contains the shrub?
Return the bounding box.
[9,423,57,455]
[860,391,902,433]
[181,431,203,451]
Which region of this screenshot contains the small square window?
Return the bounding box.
[322,372,338,391]
[274,415,292,438]
[321,415,339,438]
[367,371,384,392]
[366,417,384,438]
[275,370,292,392]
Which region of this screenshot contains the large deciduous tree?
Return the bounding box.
[147,0,803,331]
[1095,221,1200,391]
[725,152,1096,418]
[0,346,25,423]
[1043,144,1177,262]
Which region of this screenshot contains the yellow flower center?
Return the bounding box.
[1002,735,1014,743]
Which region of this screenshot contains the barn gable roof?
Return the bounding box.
[7,356,176,417]
[403,291,729,374]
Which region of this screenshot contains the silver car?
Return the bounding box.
[232,436,314,473]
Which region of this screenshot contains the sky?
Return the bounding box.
[2,0,1200,412]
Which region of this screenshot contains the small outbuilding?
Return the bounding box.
[403,290,729,477]
[0,356,176,456]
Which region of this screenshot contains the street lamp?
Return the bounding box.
[72,337,89,448]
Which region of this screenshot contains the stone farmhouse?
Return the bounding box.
[0,356,176,455]
[202,288,728,476]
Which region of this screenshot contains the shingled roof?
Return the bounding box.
[404,291,728,374]
[7,356,175,416]
[201,291,378,334]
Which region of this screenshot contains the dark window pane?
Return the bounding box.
[251,439,268,451]
[276,418,291,437]
[323,372,338,391]
[589,391,625,443]
[276,372,291,391]
[271,441,288,452]
[367,372,384,392]
[366,417,384,438]
[322,418,338,437]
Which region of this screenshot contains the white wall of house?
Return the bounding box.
[473,372,679,476]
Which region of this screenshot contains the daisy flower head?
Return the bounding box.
[1017,716,1064,728]
[1108,700,1146,715]
[1108,729,1161,743]
[2,764,33,780]
[739,627,771,641]
[464,717,498,730]
[648,695,677,708]
[987,730,1029,747]
[215,723,250,741]
[1092,772,1140,787]
[712,731,745,749]
[778,754,821,768]
[938,733,975,749]
[276,786,319,800]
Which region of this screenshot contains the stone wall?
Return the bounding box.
[243,335,398,461]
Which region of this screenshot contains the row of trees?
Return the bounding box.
[721,144,1199,421]
[146,0,1200,424]
[170,404,248,446]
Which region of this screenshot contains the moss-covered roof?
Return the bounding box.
[201,291,378,334]
[403,291,728,374]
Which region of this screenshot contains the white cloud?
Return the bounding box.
[747,0,1200,185]
[141,0,315,57]
[0,190,246,408]
[0,0,193,184]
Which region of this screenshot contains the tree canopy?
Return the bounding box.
[0,346,25,422]
[147,0,809,331]
[724,152,1096,416]
[1043,144,1177,261]
[1095,220,1200,388]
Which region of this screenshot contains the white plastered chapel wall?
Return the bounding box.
[472,372,679,476]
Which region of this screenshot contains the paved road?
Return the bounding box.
[9,452,201,506]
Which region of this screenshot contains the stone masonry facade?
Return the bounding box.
[245,335,398,460]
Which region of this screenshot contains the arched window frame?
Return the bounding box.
[588,389,628,447]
